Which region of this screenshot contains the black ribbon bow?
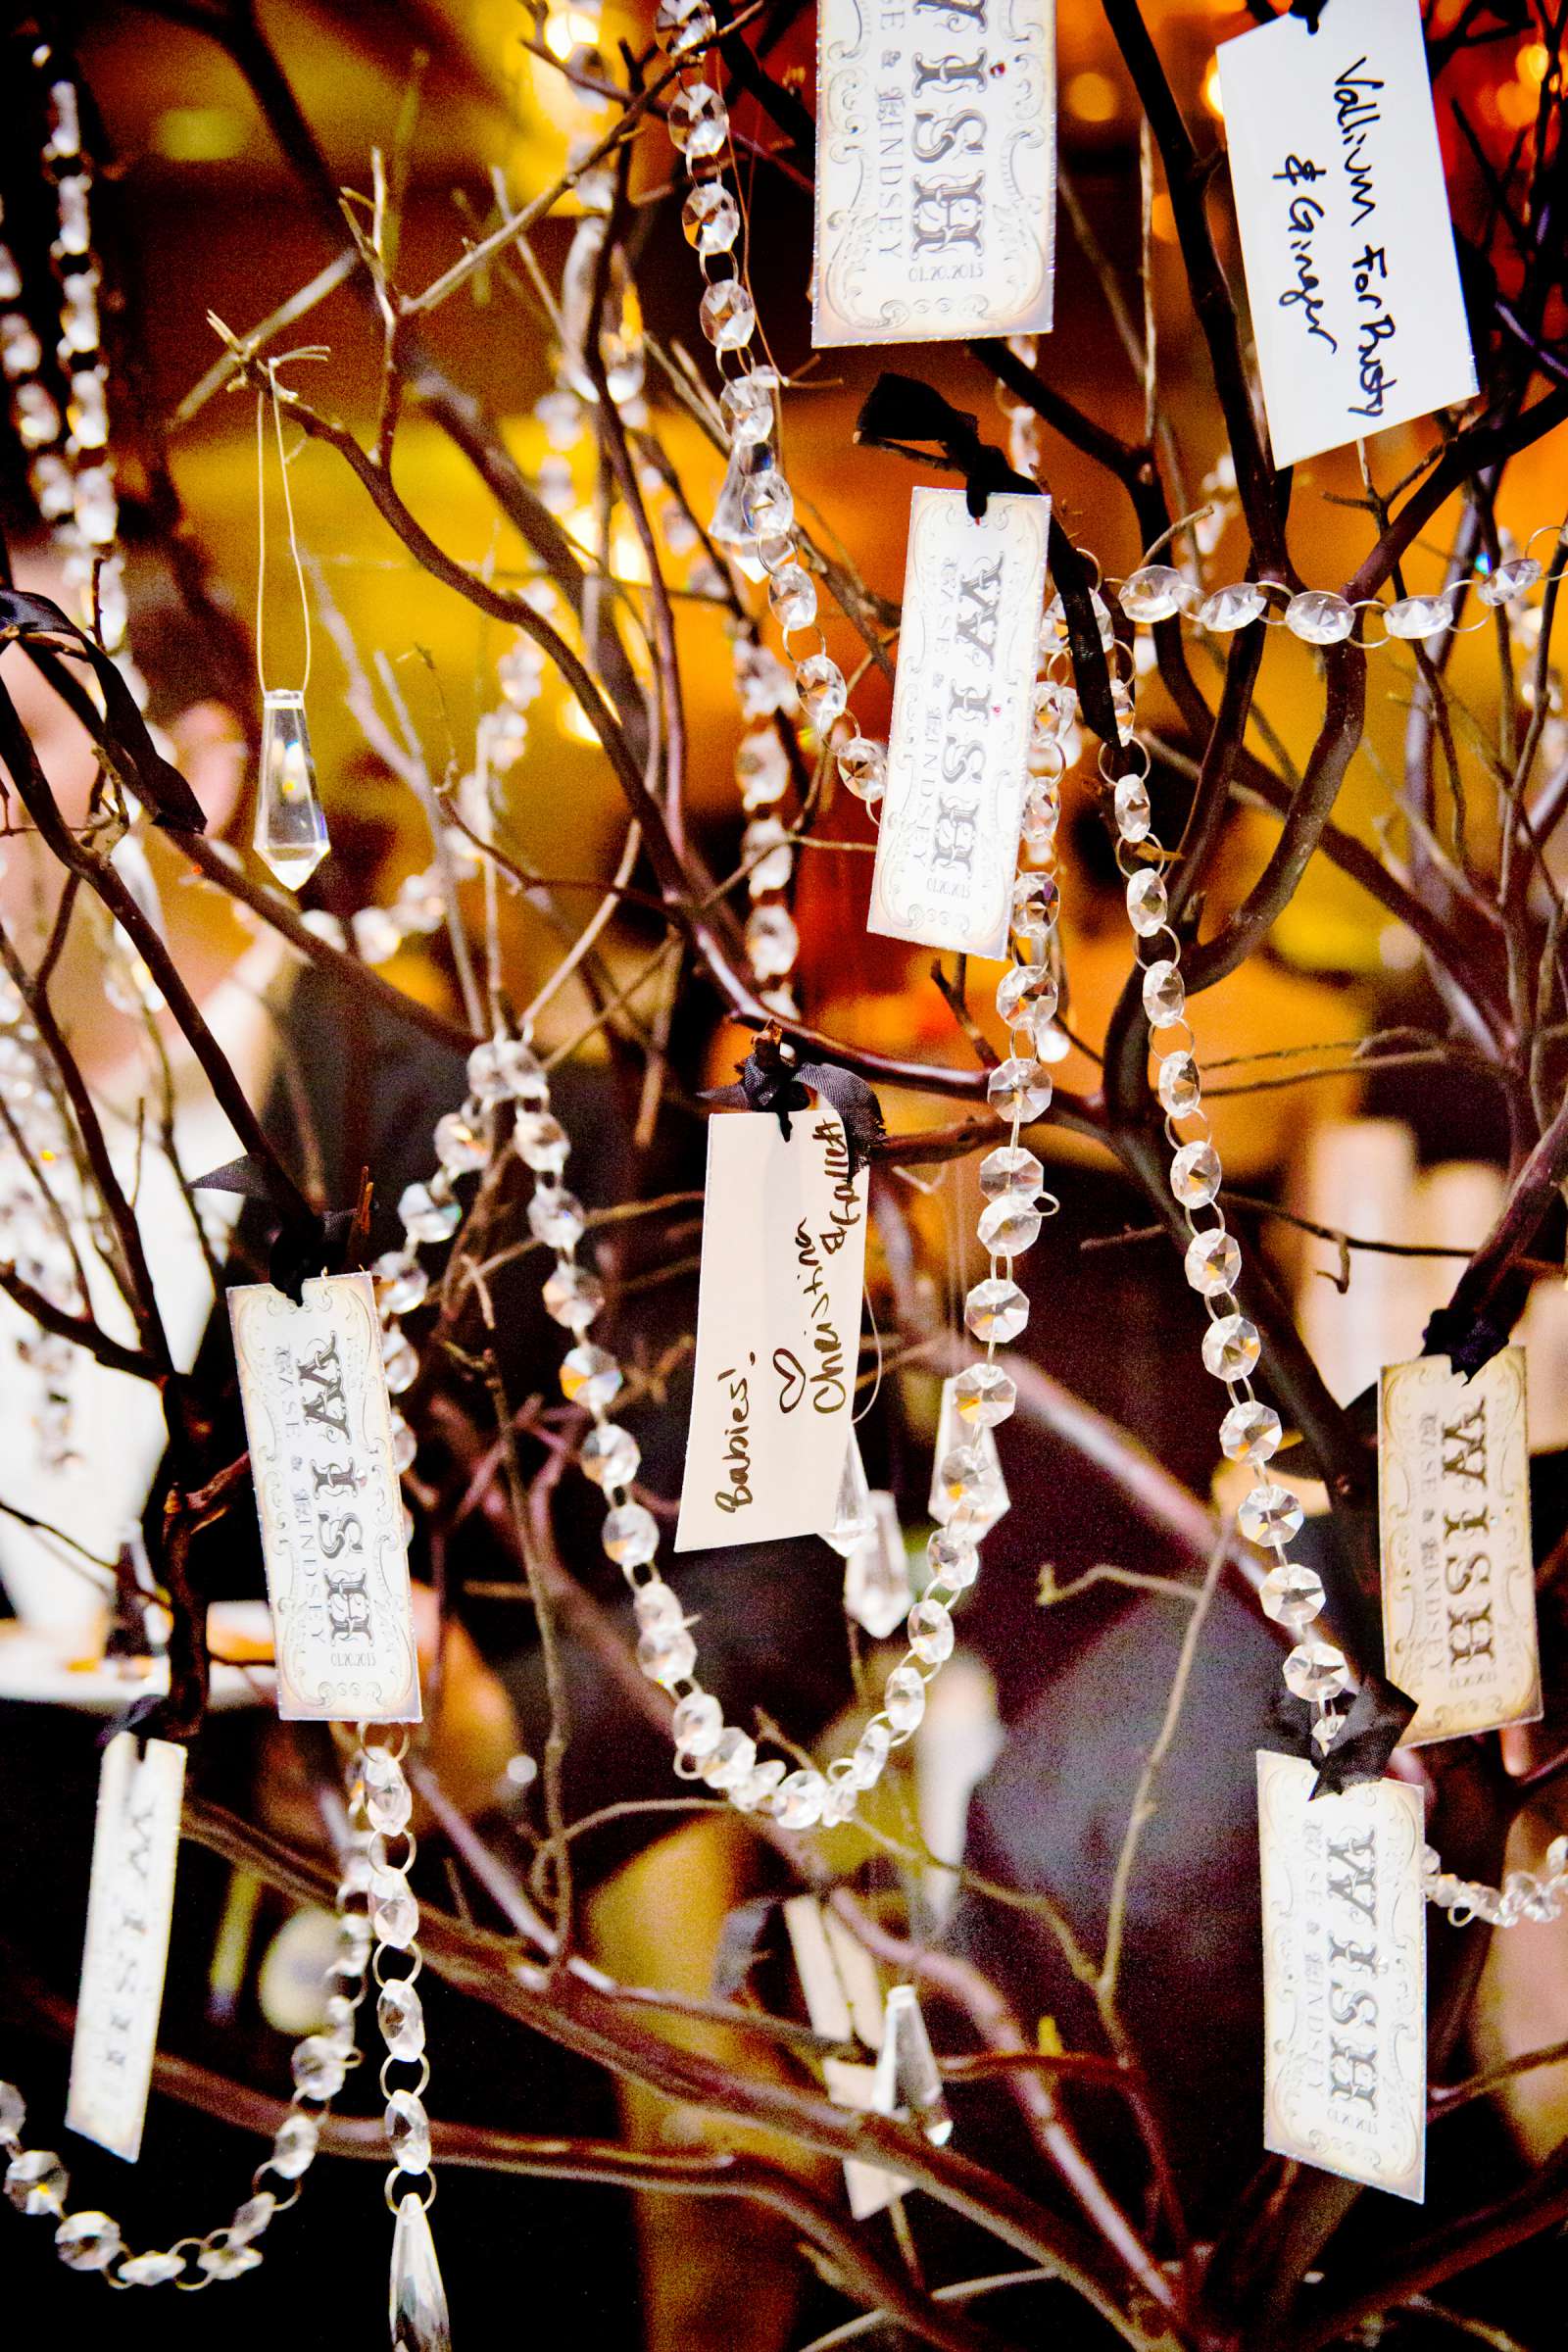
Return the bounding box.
[1310,1672,1419,1798]
[193,1152,359,1305]
[0,586,206,831]
[1289,0,1329,30]
[855,373,1043,520]
[704,1032,886,1178]
[1421,1282,1526,1382]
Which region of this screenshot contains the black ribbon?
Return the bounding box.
[193,1152,357,1305]
[855,373,1043,520]
[0,587,206,831]
[1289,0,1329,30]
[704,1033,886,1178]
[1310,1673,1419,1798]
[1421,1288,1524,1383]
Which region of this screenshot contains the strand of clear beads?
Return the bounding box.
[1424,1834,1568,1928]
[652,0,891,1005]
[1111,550,1551,649]
[0,1806,374,2286]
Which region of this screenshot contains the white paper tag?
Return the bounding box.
[66,1732,186,2163]
[869,488,1052,958]
[1216,0,1477,467]
[228,1272,421,1723]
[813,0,1056,347]
[1257,1750,1425,2202]
[676,1111,869,1550]
[1379,1348,1539,1744]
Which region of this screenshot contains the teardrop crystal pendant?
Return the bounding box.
[390,2190,451,2352]
[844,1491,911,1640]
[822,1430,876,1559]
[874,1984,954,2145]
[926,1376,1008,1536]
[255,689,328,889]
[709,441,768,583]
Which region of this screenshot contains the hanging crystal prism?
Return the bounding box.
[709,441,769,583]
[927,1376,1009,1536]
[390,2188,450,2352]
[874,1984,953,2145]
[844,1491,911,1639]
[255,689,328,890]
[821,1430,877,1558]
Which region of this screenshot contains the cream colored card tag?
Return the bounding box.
[869,488,1051,959]
[1257,1750,1425,2202]
[677,1111,869,1551]
[66,1732,185,2163]
[1216,0,1477,468]
[229,1272,421,1723]
[1379,1348,1539,1744]
[812,0,1056,347]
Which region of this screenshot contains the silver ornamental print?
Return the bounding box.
[229,1272,422,1723]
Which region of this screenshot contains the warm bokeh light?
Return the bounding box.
[544,9,600,63]
[1065,69,1119,124]
[1200,58,1224,119]
[149,107,247,162]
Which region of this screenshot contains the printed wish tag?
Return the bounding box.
[66,1732,186,2164]
[677,1109,869,1551]
[1257,1750,1425,2202]
[813,0,1056,347]
[1217,0,1476,468]
[869,488,1052,959]
[229,1271,421,1724]
[1380,1348,1539,1745]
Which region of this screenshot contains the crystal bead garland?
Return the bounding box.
[351,1738,451,2352]
[652,0,889,1017]
[0,1805,376,2287]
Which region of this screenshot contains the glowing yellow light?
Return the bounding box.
[1201,60,1225,120]
[559,695,601,746]
[545,9,600,61]
[1151,192,1178,244]
[610,524,649,583]
[150,107,247,162]
[1065,70,1119,124]
[1496,77,1537,127]
[1519,41,1550,83]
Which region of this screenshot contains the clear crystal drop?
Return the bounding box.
[745,902,798,978]
[1284,589,1354,645]
[1283,1638,1352,1702]
[1477,554,1542,607]
[908,1595,955,1665]
[743,463,795,540]
[1201,1313,1260,1381]
[1260,1560,1325,1628]
[880,1984,953,2143]
[775,1768,827,1828]
[1196,581,1267,632]
[5,2150,67,2214]
[844,1494,911,1640]
[544,1259,606,1333]
[1170,1140,1222,1207]
[254,690,328,889]
[391,2189,452,2352]
[681,180,739,253]
[699,277,756,351]
[668,80,729,156]
[1385,593,1452,639]
[797,653,847,730]
[582,1421,639,1489]
[1119,564,1189,622]
[987,1056,1051,1122]
[1240,1483,1306,1548]
[515,1108,570,1175]
[743,815,794,895]
[964,1276,1029,1345]
[528,1185,587,1250]
[1157,1053,1201,1116]
[837,736,886,803]
[603,1500,659,1566]
[702,1727,757,1790]
[55,2210,122,2270]
[719,367,778,447]
[374,1250,429,1316]
[737,729,789,808]
[1143,958,1186,1027]
[270,2113,318,2179]
[1114,776,1152,841]
[672,1690,724,1759]
[885,1663,927,1735]
[954,1362,1015,1428]
[710,440,762,569]
[977,1190,1043,1256]
[1219,1398,1281,1464]
[980,1144,1043,1199]
[822,1431,876,1558]
[1184,1226,1240,1296]
[432,1109,486,1174]
[1126,867,1169,936]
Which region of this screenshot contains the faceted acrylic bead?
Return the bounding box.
[1284,589,1354,645]
[667,81,728,158]
[935,1444,1003,1524]
[743,815,794,895]
[74,461,118,546]
[353,906,403,965]
[1385,593,1453,640]
[1157,1053,1201,1116]
[198,2243,263,2279]
[681,180,739,254]
[847,1720,892,1788]
[1113,775,1152,842]
[1043,588,1113,649]
[884,1664,927,1735]
[254,690,329,890]
[1125,867,1169,936]
[543,1259,606,1333]
[515,1108,569,1174]
[561,1345,622,1410]
[996,963,1056,1026]
[400,1182,461,1245]
[372,1882,421,1951]
[270,2113,319,2180]
[638,1622,698,1688]
[1196,581,1267,632]
[0,314,43,377]
[121,2250,185,2284]
[230,2192,276,2246]
[986,1056,1051,1122]
[55,2211,122,2271]
[1260,1560,1325,1628]
[1220,1398,1282,1464]
[466,1036,546,1104]
[737,729,789,809]
[432,1109,486,1175]
[1170,1140,1222,1207]
[1142,958,1186,1026]
[581,1421,640,1489]
[699,278,756,351]
[964,1276,1029,1346]
[907,1596,955,1666]
[603,1501,660,1567]
[658,0,716,53]
[734,1759,787,1812]
[954,1362,1015,1429]
[1477,554,1542,606]
[672,1690,724,1760]
[767,563,816,633]
[1119,564,1189,622]
[702,1728,757,1790]
[837,735,886,804]
[387,2089,433,2175]
[820,1779,858,1828]
[1012,898,1056,960]
[743,466,794,539]
[292,2034,347,2098]
[1184,1226,1241,1297]
[774,1769,828,1829]
[367,1774,415,1837]
[1240,1483,1306,1548]
[1201,1313,1260,1381]
[928,1526,980,1592]
[634,1582,685,1634]
[528,1185,587,1250]
[796,653,848,730]
[6,2150,67,2214]
[720,367,778,447]
[745,903,798,979]
[980,1144,1043,1200]
[977,1190,1043,1256]
[0,2082,24,2142]
[1283,1638,1352,1702]
[381,1332,419,1395]
[374,1250,429,1316]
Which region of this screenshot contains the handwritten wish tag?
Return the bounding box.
[869,488,1052,959]
[813,0,1056,347]
[1257,1750,1425,2202]
[66,1732,185,2163]
[229,1272,420,1724]
[1216,0,1476,468]
[676,1110,868,1551]
[1379,1348,1538,1744]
